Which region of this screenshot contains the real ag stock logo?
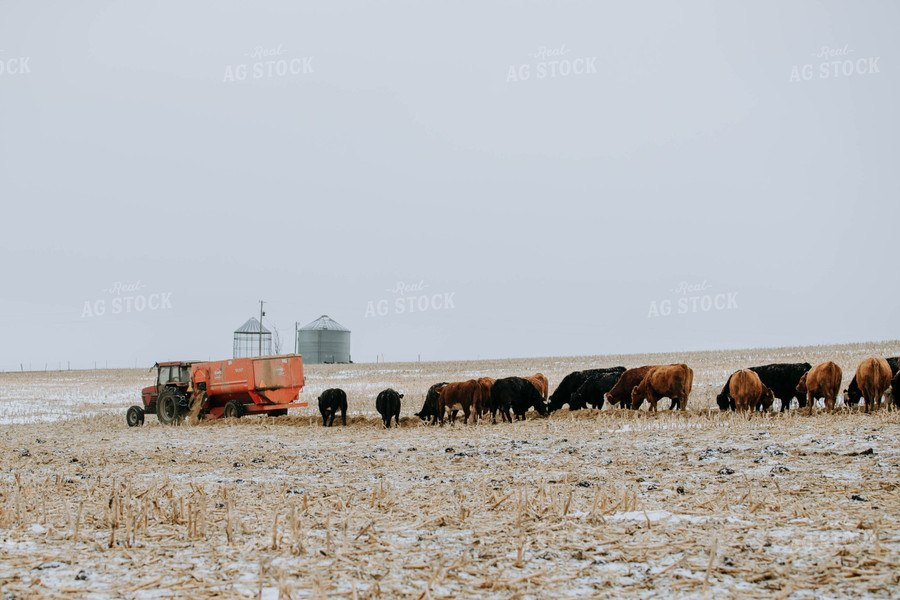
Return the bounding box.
[506,44,597,83]
[223,44,314,83]
[0,49,31,76]
[364,280,456,318]
[647,280,737,318]
[789,44,880,83]
[81,280,173,318]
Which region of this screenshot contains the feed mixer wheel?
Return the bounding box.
[223,400,245,419]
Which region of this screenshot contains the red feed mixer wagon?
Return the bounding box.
[126,354,308,426]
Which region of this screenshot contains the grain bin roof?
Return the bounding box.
[300,315,350,332]
[234,317,271,334]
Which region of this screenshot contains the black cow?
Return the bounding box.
[415,382,448,425]
[846,357,899,407]
[548,367,626,412]
[569,372,623,410]
[892,370,900,408]
[318,388,348,426]
[491,377,549,422]
[375,388,403,428]
[716,363,812,412]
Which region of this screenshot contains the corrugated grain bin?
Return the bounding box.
[297,315,351,364]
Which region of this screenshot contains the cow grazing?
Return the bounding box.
[438,380,482,425]
[606,366,655,408]
[846,378,861,407]
[415,382,448,425]
[728,370,774,412]
[375,388,403,428]
[716,379,736,412]
[318,388,348,426]
[569,372,622,410]
[476,377,495,416]
[548,371,589,412]
[758,385,776,411]
[631,364,694,411]
[549,366,626,412]
[491,377,549,422]
[854,356,892,413]
[716,363,812,412]
[893,371,900,408]
[796,362,842,412]
[525,373,549,400]
[846,357,898,407]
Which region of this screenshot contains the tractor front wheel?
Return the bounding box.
[126,405,145,427]
[156,391,184,426]
[223,401,245,419]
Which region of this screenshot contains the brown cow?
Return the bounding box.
[855,356,892,413]
[728,369,775,412]
[631,364,693,411]
[796,361,842,412]
[525,373,549,400]
[476,377,495,416]
[439,380,482,425]
[758,385,776,412]
[606,366,656,407]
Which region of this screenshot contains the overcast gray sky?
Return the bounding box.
[1,1,898,369]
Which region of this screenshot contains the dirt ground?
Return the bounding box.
[1,342,899,599]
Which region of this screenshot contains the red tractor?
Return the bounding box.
[127,355,308,426]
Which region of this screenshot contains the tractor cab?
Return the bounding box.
[139,361,197,415]
[156,362,193,390]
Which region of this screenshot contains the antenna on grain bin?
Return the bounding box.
[259,300,266,356]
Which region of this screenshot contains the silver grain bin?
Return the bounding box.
[297,315,351,364]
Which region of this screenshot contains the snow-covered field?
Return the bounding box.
[0,370,144,425]
[1,342,899,598]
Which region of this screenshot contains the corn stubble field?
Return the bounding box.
[1,342,900,599]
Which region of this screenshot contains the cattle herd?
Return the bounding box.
[316,356,900,427]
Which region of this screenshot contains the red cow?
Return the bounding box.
[439,380,482,425]
[476,377,495,416]
[606,366,656,407]
[796,361,843,413]
[525,373,549,400]
[855,356,892,413]
[631,364,694,411]
[728,370,774,412]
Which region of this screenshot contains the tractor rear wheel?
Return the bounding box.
[157,390,184,425]
[223,401,245,419]
[126,405,145,427]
